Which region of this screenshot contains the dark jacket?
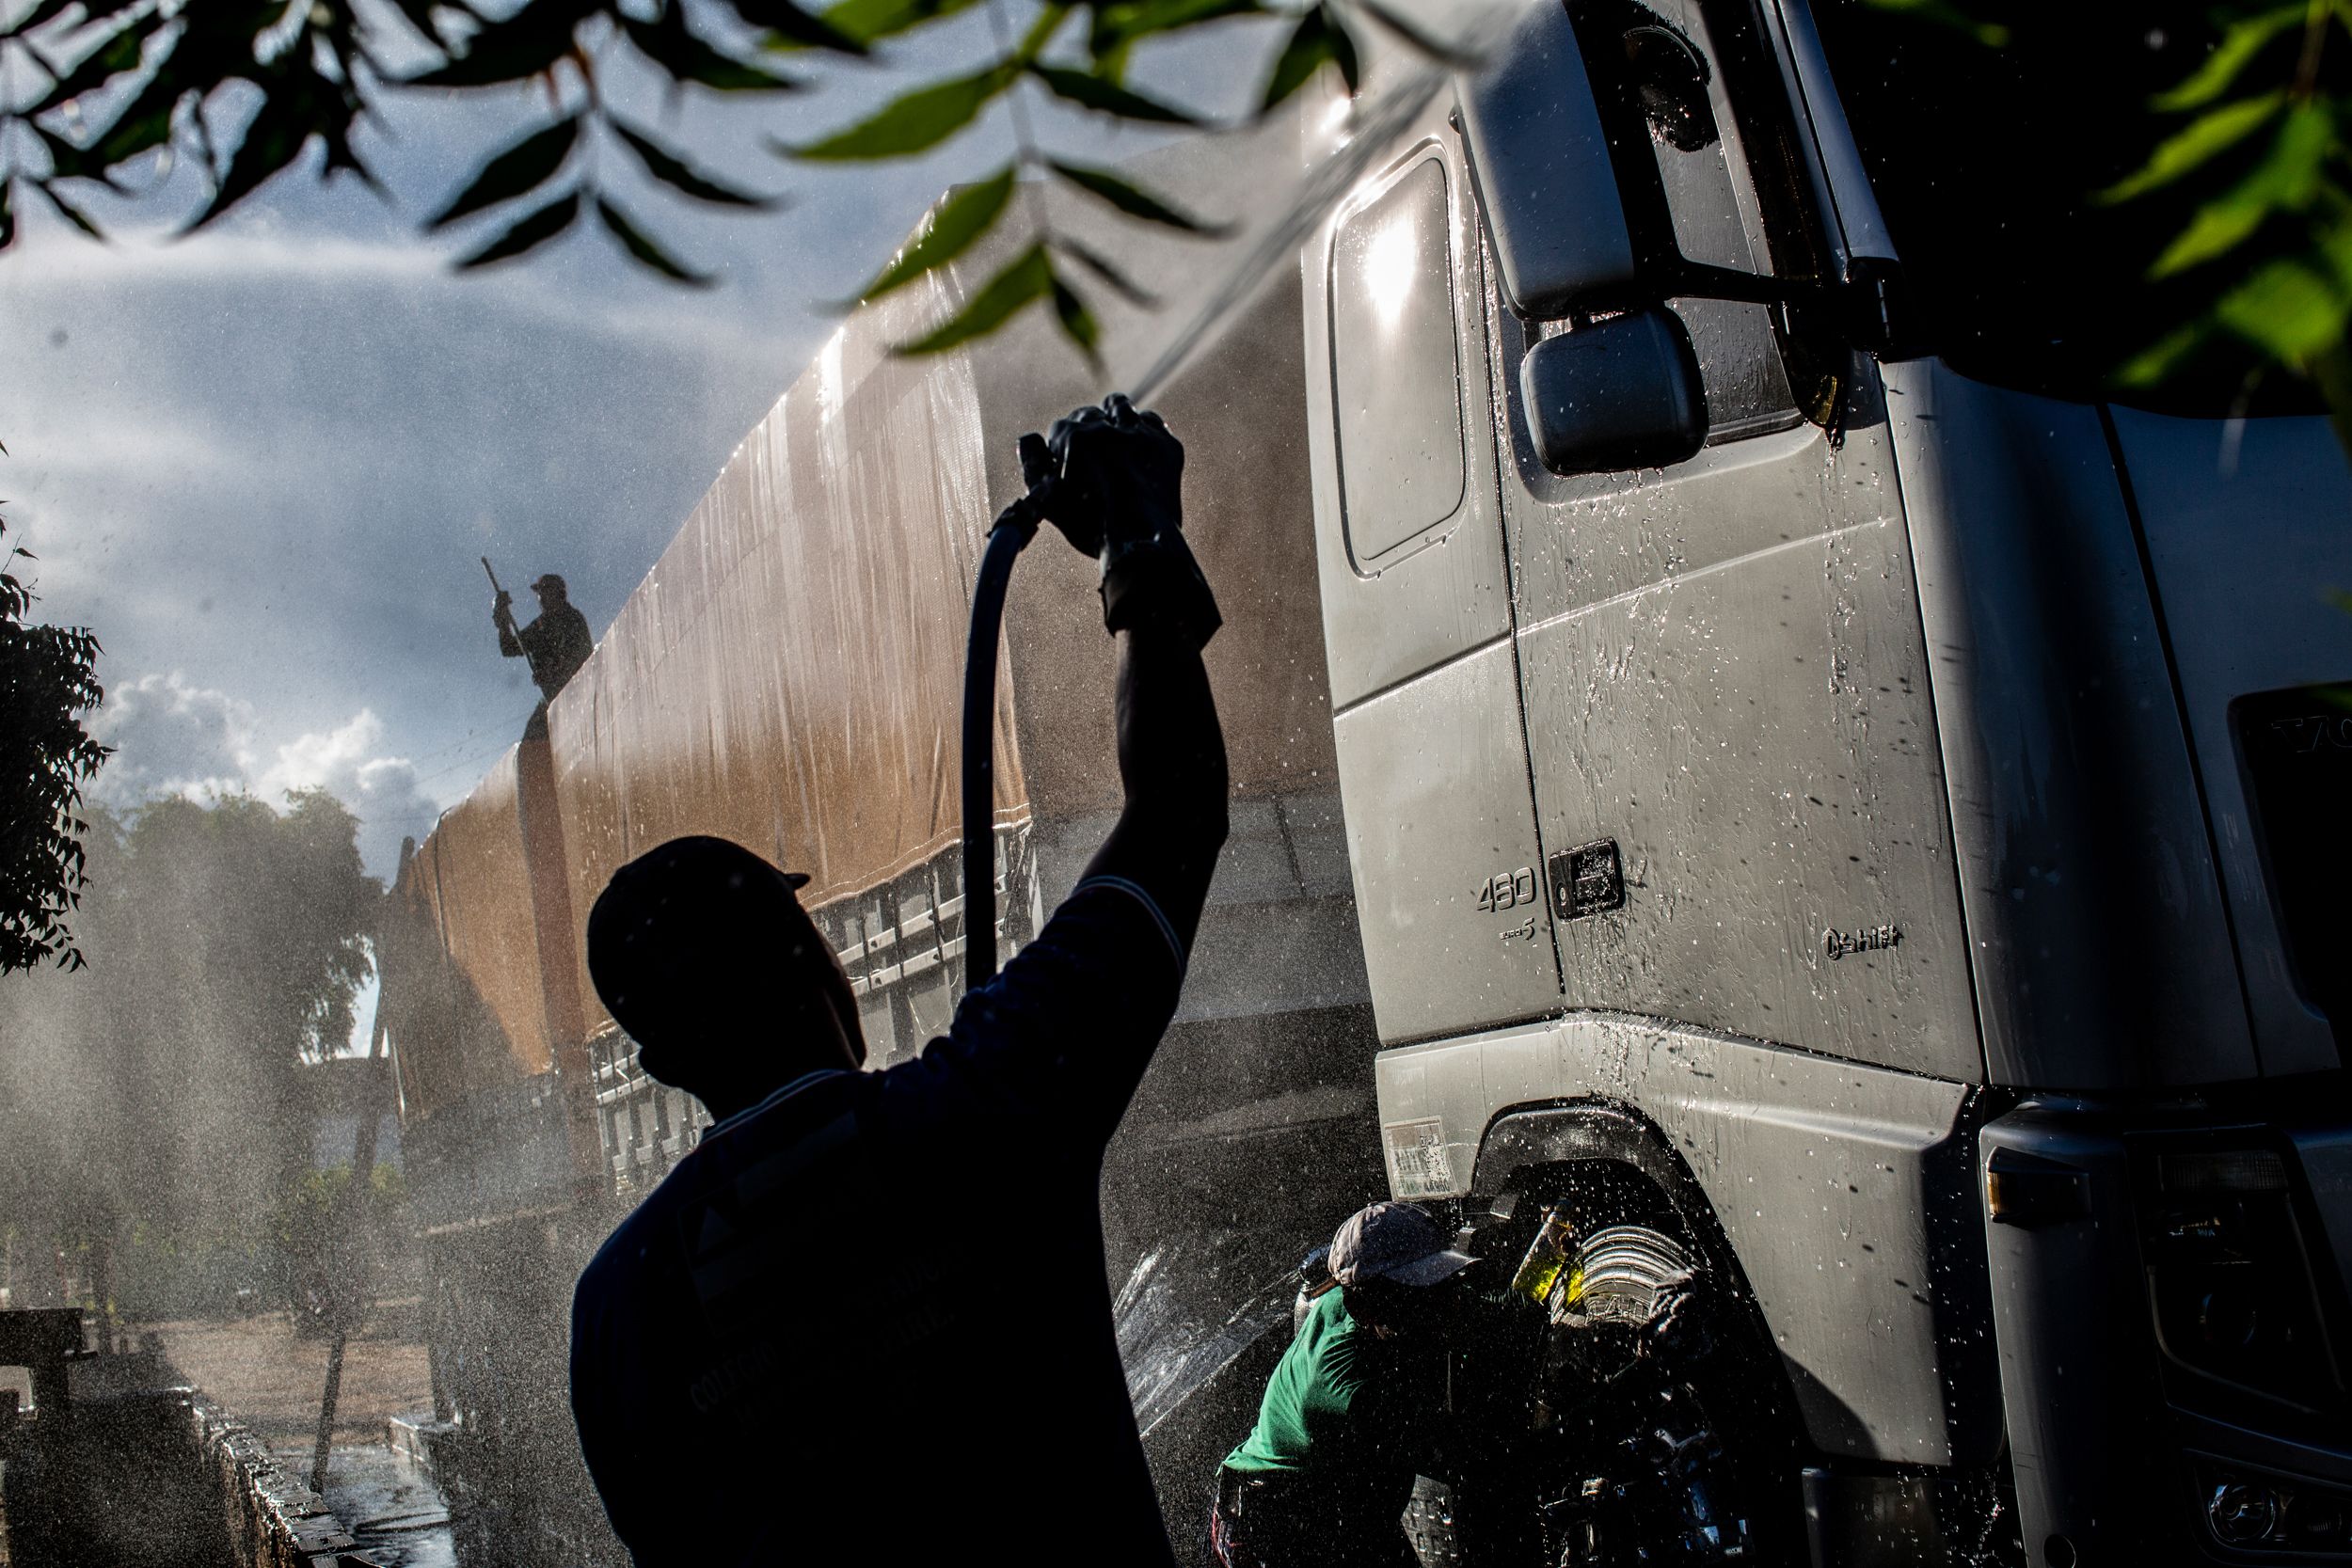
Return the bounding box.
[569,877,1189,1567]
[499,599,593,702]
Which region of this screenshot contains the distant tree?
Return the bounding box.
[0,788,376,1312]
[0,480,109,974]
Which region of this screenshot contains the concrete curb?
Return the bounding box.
[176,1389,382,1568]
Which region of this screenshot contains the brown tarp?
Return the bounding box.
[543,277,1026,1036]
[398,224,1338,1079]
[416,747,557,1104]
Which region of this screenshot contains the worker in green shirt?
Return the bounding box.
[1211,1202,1478,1567]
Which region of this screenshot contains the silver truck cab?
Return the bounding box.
[1304,0,2352,1560]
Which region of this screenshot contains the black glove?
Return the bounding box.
[1636,1275,1711,1363]
[493,590,514,622]
[1020,393,1220,649]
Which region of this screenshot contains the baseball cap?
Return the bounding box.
[1328,1201,1478,1289]
[584,836,838,1081]
[532,573,567,595]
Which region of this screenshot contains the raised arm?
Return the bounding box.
[899,398,1228,1142]
[1082,624,1228,950]
[493,593,525,659]
[1033,394,1229,948]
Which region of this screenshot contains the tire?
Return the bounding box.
[1451,1207,1806,1568]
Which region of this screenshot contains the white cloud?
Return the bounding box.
[90,672,259,802]
[255,709,443,874]
[90,672,438,880]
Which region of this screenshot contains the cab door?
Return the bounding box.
[1493,0,1976,1079]
[1305,97,1561,1047]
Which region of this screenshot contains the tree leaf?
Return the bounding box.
[2099,92,2282,204]
[1052,232,1156,305]
[1089,0,1263,60]
[2153,4,2304,112]
[850,163,1014,303]
[2114,320,2211,388]
[1048,159,1226,233]
[182,97,318,233]
[2151,102,2335,276]
[595,196,714,285]
[893,244,1055,355]
[0,0,83,41]
[1327,6,1359,93]
[455,188,580,267]
[610,118,777,207]
[1353,0,1478,67]
[404,0,594,87]
[426,115,579,230]
[2215,255,2349,365]
[1051,276,1100,359]
[1028,63,1198,123]
[0,182,13,252]
[718,0,867,53]
[28,8,166,117]
[37,182,103,240]
[88,71,186,167]
[791,0,978,49]
[36,125,110,185]
[624,5,801,89]
[1262,5,1354,110]
[785,61,1016,159]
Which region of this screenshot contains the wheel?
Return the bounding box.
[1446,1196,1805,1568]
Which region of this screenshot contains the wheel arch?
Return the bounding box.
[1472,1099,1791,1391]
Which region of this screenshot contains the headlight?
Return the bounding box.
[2138,1142,2341,1411]
[2197,1459,2352,1554]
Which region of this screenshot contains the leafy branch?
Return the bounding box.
[781,0,1415,357]
[0,0,855,279]
[2097,0,2352,451]
[0,0,1419,357]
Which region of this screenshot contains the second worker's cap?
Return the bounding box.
[1328,1201,1479,1289]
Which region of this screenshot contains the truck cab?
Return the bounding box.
[1305,0,2352,1560]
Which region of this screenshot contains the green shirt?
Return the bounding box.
[1224,1287,1368,1475]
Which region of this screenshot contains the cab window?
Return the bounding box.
[1329,158,1470,563]
[1577,0,1798,437]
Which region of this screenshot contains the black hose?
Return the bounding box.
[961,518,1033,990]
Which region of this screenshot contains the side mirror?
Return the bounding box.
[1457,0,1638,318]
[1519,309,1706,475]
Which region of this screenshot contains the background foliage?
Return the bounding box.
[0,469,108,973]
[0,793,378,1312]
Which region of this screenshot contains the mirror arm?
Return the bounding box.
[1644,256,1920,361]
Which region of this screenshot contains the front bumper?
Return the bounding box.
[1985,1097,2352,1565]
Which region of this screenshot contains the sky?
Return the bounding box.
[1,1,1297,890]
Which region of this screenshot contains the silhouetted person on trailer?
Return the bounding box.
[493,571,593,737]
[567,394,1227,1567]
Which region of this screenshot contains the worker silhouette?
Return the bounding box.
[493,572,593,736]
[567,395,1227,1566]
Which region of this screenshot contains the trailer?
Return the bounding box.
[377,232,1384,1560]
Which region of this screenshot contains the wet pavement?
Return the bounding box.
[292,1443,455,1568]
[149,1306,431,1449]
